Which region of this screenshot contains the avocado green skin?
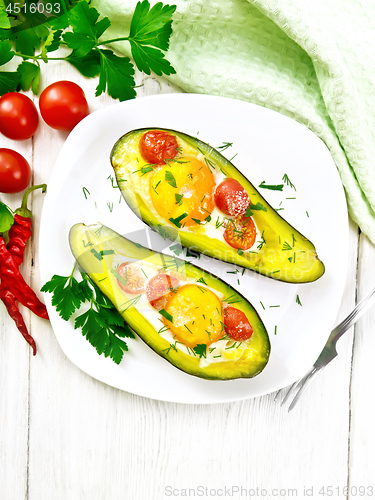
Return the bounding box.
[110,128,325,284]
[69,223,270,380]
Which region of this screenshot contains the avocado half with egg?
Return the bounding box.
[110,128,325,283]
[69,223,270,380]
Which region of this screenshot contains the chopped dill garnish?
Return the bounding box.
[217,142,233,151]
[184,324,193,334]
[95,225,103,236]
[282,241,292,251]
[196,277,208,285]
[224,293,241,305]
[215,216,225,229]
[257,231,266,250]
[258,181,284,191]
[91,248,114,261]
[132,165,154,176]
[204,157,216,172]
[170,244,184,256]
[82,186,90,199]
[119,294,142,313]
[159,309,173,323]
[296,295,302,306]
[282,174,296,191]
[169,213,188,228]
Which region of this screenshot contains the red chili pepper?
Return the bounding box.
[6,214,32,267]
[0,184,48,354]
[7,184,46,266]
[0,237,49,319]
[0,285,36,355]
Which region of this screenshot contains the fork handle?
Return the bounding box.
[327,284,375,346]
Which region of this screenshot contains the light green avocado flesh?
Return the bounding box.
[110,128,325,284]
[69,223,270,380]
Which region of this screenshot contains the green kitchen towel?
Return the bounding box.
[93,0,375,244]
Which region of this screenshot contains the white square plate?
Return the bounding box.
[39,94,348,404]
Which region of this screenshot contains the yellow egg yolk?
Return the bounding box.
[162,284,224,348]
[150,157,215,227]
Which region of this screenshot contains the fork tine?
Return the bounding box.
[287,367,320,412]
[274,389,283,402]
[280,381,299,407]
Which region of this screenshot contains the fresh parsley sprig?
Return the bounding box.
[0,0,176,100]
[41,265,135,364]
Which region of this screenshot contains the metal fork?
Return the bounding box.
[275,284,375,411]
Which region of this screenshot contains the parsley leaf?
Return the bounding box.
[63,1,110,58]
[165,170,177,187]
[41,30,63,61]
[245,202,267,217]
[0,40,20,94]
[41,274,87,321]
[193,344,207,358]
[96,49,136,101]
[0,202,14,233]
[175,193,183,204]
[42,268,135,365]
[16,61,40,94]
[0,0,176,100]
[66,49,101,78]
[128,0,176,75]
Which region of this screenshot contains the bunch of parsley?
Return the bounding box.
[0,0,177,100]
[41,266,136,364]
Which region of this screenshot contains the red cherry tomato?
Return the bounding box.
[214,178,250,216]
[0,92,39,140]
[223,306,253,341]
[146,273,180,310]
[140,130,179,165]
[39,81,89,131]
[116,262,146,294]
[0,149,31,193]
[223,214,256,250]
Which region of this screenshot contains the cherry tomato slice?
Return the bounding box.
[39,81,89,131]
[0,92,39,141]
[0,148,31,193]
[224,306,253,341]
[140,130,179,165]
[146,273,180,310]
[214,178,250,216]
[116,262,146,294]
[223,214,256,250]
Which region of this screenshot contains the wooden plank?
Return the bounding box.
[1,55,363,499]
[348,231,375,496]
[0,106,34,500]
